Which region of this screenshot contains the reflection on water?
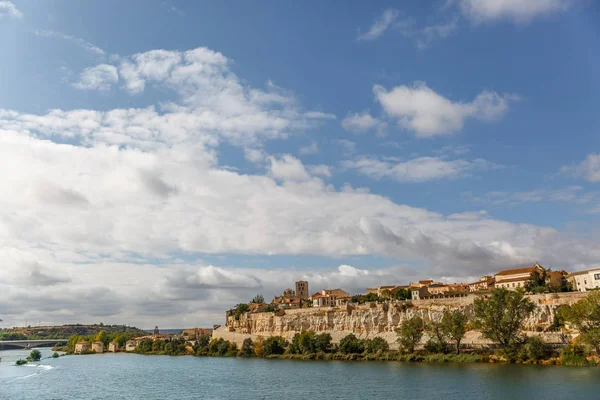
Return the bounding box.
[1,350,600,400]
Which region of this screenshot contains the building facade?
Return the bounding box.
[568,268,600,292]
[494,264,545,291]
[74,342,90,354]
[295,280,309,300]
[108,342,118,353]
[125,340,136,352]
[92,341,104,353]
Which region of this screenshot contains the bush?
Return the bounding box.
[52,352,60,358]
[314,333,332,353]
[209,338,232,356]
[339,334,365,354]
[560,344,592,366]
[521,336,546,362]
[241,338,254,357]
[364,337,389,354]
[424,339,447,354]
[27,349,42,362]
[262,336,286,356]
[15,359,28,366]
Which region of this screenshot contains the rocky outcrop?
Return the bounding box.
[214,292,588,348]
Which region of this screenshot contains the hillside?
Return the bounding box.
[0,324,146,340]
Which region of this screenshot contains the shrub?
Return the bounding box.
[52,352,60,358]
[339,334,365,354]
[314,333,332,353]
[262,336,286,356]
[15,359,28,366]
[27,349,42,362]
[521,336,547,362]
[364,337,389,354]
[424,339,446,354]
[560,344,590,366]
[241,338,254,357]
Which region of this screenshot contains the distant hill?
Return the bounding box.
[0,324,147,340]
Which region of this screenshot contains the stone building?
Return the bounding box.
[108,342,119,353]
[125,340,137,352]
[468,276,495,292]
[495,264,545,290]
[311,288,350,307]
[92,341,104,353]
[295,280,309,300]
[74,342,90,354]
[153,326,160,336]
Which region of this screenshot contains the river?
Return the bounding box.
[1,348,599,399]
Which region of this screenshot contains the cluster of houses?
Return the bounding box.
[73,326,213,354]
[267,264,600,310]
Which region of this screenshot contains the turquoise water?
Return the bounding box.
[1,348,599,399]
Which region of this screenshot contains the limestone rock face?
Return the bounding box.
[224,292,588,345]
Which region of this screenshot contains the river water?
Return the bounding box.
[1,348,599,399]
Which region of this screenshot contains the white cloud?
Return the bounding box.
[268,155,312,182]
[343,155,495,182]
[338,264,369,277]
[2,44,599,327]
[357,9,399,41]
[299,141,319,155]
[341,111,387,135]
[560,154,600,182]
[396,17,459,49]
[0,1,22,19]
[72,64,119,91]
[458,0,575,22]
[468,186,586,206]
[35,30,105,56]
[244,148,266,164]
[374,82,517,137]
[308,164,332,178]
[334,139,356,155]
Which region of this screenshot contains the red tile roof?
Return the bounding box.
[495,265,542,276]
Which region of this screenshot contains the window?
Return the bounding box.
[512,283,515,287]
[594,273,600,280]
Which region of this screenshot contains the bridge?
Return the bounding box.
[0,339,68,349]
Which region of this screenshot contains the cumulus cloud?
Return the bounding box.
[374,82,517,137]
[560,154,600,182]
[457,0,575,23]
[343,156,495,182]
[299,141,319,155]
[1,44,599,328]
[35,30,105,56]
[341,111,387,135]
[0,1,22,19]
[357,9,399,41]
[72,64,119,91]
[338,264,369,277]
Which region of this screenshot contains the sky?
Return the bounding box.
[1,0,599,329]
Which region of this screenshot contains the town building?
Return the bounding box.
[108,342,119,353]
[182,328,212,341]
[468,276,495,292]
[311,288,350,307]
[494,263,545,290]
[153,326,160,336]
[295,280,309,300]
[125,340,137,352]
[74,342,90,354]
[92,341,104,353]
[567,268,600,292]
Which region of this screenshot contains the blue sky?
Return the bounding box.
[1,0,599,327]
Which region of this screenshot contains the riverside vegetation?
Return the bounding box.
[115,288,600,366]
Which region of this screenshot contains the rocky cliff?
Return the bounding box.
[214,292,588,349]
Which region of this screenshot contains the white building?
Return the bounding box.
[567,268,600,292]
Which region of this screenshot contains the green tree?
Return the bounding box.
[27,349,42,362]
[364,337,389,354]
[441,309,468,355]
[15,359,27,366]
[67,334,84,352]
[474,288,535,359]
[396,316,424,353]
[426,319,449,354]
[241,338,254,356]
[262,336,286,356]
[393,288,411,301]
[95,330,109,345]
[233,303,250,320]
[314,333,332,353]
[524,269,549,293]
[559,291,600,353]
[339,334,365,354]
[252,294,265,304]
[380,289,390,300]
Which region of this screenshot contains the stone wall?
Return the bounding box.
[212,292,588,349]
